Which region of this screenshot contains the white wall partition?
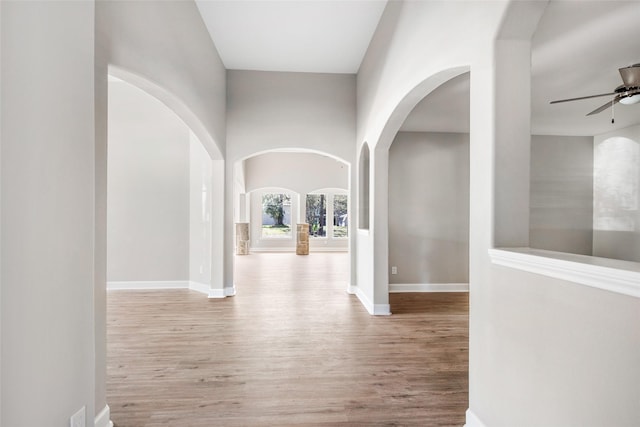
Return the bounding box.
[1,2,96,425]
[357,1,638,425]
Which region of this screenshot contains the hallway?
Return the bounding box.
[107,253,468,426]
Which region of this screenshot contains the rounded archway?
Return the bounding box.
[105,69,226,299]
[230,148,352,293]
[354,66,471,316]
[387,72,471,296]
[108,65,224,161]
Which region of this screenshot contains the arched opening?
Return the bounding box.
[108,66,223,161]
[388,72,470,296]
[372,71,471,319]
[106,73,221,296]
[231,149,351,297]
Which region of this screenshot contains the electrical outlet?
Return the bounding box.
[391,266,397,275]
[70,406,85,427]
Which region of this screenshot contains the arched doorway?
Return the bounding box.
[231,149,352,297]
[387,72,471,301]
[105,71,224,297]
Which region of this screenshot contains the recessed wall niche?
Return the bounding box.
[358,143,370,230]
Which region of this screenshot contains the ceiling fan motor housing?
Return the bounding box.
[617,64,640,104]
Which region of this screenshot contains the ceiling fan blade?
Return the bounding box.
[550,92,616,104]
[619,64,640,88]
[586,97,620,116]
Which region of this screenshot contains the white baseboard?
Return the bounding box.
[465,408,488,427]
[95,404,113,427]
[250,247,348,253]
[249,247,294,253]
[373,303,392,315]
[354,286,391,316]
[307,247,349,252]
[107,280,189,290]
[389,283,469,293]
[188,281,210,295]
[208,286,236,298]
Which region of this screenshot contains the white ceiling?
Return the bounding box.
[195,0,387,74]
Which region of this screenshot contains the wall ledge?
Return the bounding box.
[489,247,640,298]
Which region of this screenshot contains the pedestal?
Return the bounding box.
[296,223,309,255]
[235,222,249,255]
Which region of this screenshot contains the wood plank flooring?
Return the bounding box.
[107,253,469,426]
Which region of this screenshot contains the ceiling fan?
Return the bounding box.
[550,64,640,120]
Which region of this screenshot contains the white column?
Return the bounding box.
[371,147,391,314]
[211,159,230,297]
[493,39,532,247]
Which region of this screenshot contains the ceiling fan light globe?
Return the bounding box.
[619,93,640,105]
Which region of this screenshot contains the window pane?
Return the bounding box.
[333,194,348,238]
[306,194,326,237]
[261,193,291,238]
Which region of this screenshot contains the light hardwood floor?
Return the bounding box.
[107,253,469,426]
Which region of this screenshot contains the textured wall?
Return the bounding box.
[593,125,640,262]
[389,132,469,284]
[530,135,594,255]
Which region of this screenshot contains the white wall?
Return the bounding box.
[189,133,213,288]
[530,135,594,255]
[1,2,96,425]
[244,152,348,194]
[227,71,355,163]
[96,0,226,159]
[593,124,640,262]
[389,132,469,285]
[226,71,356,287]
[0,1,3,418]
[357,0,640,425]
[107,79,190,283]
